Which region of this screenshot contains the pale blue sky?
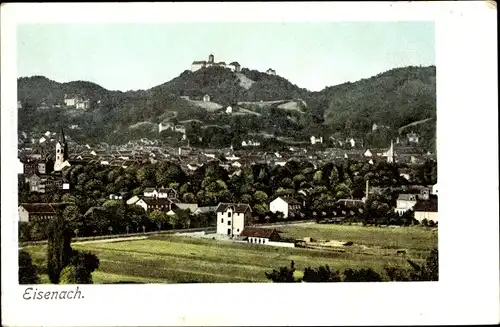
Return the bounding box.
[17,22,434,92]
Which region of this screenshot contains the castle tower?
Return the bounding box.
[208,54,214,63]
[54,126,69,171]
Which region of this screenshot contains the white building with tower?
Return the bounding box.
[54,127,71,172]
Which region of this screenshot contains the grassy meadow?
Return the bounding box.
[23,223,437,284]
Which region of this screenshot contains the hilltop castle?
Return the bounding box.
[191,54,241,72]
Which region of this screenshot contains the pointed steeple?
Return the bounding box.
[58,126,66,144]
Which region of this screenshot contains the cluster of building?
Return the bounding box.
[63,94,91,110]
[394,184,438,223]
[191,54,241,72]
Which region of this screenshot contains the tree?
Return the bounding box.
[302,265,341,282]
[46,211,73,284]
[253,190,268,204]
[329,167,339,187]
[182,192,196,203]
[19,250,40,284]
[63,205,81,230]
[59,251,100,284]
[407,249,438,281]
[265,261,298,283]
[149,210,168,231]
[313,170,324,185]
[343,268,382,282]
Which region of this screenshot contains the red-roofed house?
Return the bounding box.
[414,197,438,223]
[240,227,281,244]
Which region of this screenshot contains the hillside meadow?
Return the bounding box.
[22,223,437,284]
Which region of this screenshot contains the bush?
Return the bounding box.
[343,268,382,282]
[19,250,40,284]
[59,265,78,284]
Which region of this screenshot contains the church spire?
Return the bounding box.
[58,126,66,144]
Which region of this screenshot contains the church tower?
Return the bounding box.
[208,54,214,63]
[387,139,394,164]
[54,127,69,171]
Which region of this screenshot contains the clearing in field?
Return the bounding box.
[23,223,437,284]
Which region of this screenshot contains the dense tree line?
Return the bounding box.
[266,249,438,282]
[19,158,436,241]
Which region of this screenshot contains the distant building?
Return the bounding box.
[135,197,177,213]
[216,203,252,237]
[227,61,241,72]
[191,54,233,72]
[54,127,71,172]
[407,133,420,144]
[18,202,70,223]
[143,187,178,199]
[203,94,211,102]
[266,68,276,75]
[226,106,233,114]
[310,136,323,145]
[240,227,281,245]
[395,194,417,215]
[432,183,438,196]
[64,95,90,110]
[364,149,373,157]
[269,197,301,218]
[413,197,438,223]
[386,140,395,163]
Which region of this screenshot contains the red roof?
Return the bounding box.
[240,227,277,238]
[413,198,438,212]
[19,202,70,214]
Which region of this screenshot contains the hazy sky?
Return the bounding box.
[17,22,434,92]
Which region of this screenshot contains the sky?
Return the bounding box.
[17,22,434,92]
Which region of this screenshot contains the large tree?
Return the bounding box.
[46,211,73,284]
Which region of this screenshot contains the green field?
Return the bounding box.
[23,223,437,284]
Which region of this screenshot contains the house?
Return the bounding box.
[109,194,123,200]
[269,197,302,218]
[193,206,218,215]
[226,106,233,114]
[364,149,373,157]
[143,188,159,198]
[174,203,199,214]
[144,187,177,199]
[413,197,438,223]
[432,183,438,196]
[228,62,241,72]
[407,133,420,144]
[135,198,176,213]
[159,188,178,199]
[399,168,411,181]
[159,122,174,133]
[126,195,141,205]
[203,94,211,102]
[239,227,281,245]
[310,136,323,145]
[336,199,365,208]
[18,203,69,223]
[266,68,276,75]
[395,194,418,215]
[25,173,70,193]
[216,203,252,237]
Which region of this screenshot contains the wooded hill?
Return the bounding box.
[17,65,436,149]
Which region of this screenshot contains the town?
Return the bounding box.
[18,54,438,285]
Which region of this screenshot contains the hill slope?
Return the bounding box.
[17,65,436,148]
